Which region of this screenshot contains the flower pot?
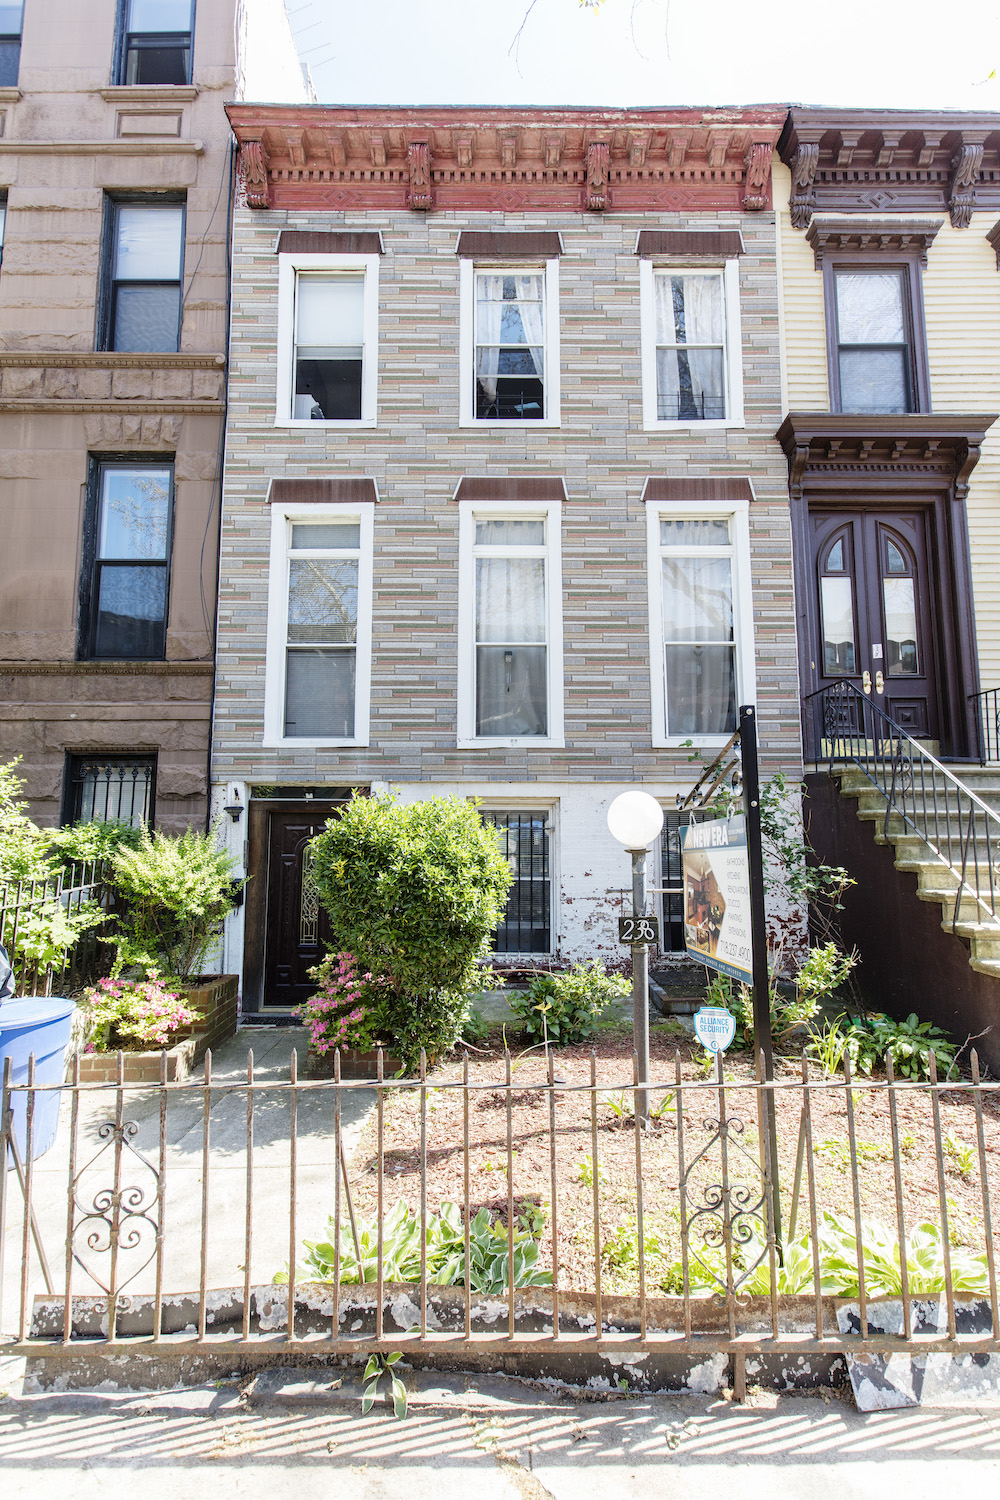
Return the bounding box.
[1,996,76,1162]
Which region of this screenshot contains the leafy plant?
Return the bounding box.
[575,1155,608,1189]
[507,962,628,1047]
[708,944,857,1057]
[280,1199,552,1294]
[309,794,513,1072]
[46,819,143,871]
[79,974,198,1051]
[601,1218,667,1278]
[107,826,241,980]
[362,1352,407,1419]
[599,1087,675,1123]
[0,758,53,887]
[809,1017,851,1077]
[682,1211,990,1298]
[814,1137,892,1173]
[843,1012,958,1082]
[5,898,106,994]
[944,1132,976,1179]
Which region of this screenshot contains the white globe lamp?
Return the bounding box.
[606,790,664,851]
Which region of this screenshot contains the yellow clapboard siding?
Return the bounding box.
[774,161,829,411]
[924,214,1000,689]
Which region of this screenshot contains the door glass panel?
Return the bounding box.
[884,577,919,675]
[825,537,844,572]
[885,539,907,574]
[821,575,856,674]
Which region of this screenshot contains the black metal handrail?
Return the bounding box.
[806,681,1000,935]
[969,686,1000,765]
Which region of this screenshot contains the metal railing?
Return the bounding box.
[3,1045,998,1393]
[0,861,112,996]
[806,681,1000,935]
[970,686,1000,765]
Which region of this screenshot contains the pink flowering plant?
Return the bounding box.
[80,973,198,1053]
[297,952,387,1055]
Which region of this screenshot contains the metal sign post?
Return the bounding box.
[738,703,782,1243]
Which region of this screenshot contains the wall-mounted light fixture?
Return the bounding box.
[224,788,244,824]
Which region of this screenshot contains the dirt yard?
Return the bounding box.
[340,1020,1000,1295]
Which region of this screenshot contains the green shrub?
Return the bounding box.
[46,819,143,872]
[507,961,629,1046]
[708,942,857,1055]
[310,793,512,1071]
[0,758,53,886]
[108,826,241,981]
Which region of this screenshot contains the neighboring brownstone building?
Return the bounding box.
[0,0,306,834]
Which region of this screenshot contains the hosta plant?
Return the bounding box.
[843,1012,958,1082]
[277,1198,552,1294]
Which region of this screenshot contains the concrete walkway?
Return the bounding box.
[0,1370,998,1499]
[2,1028,375,1338]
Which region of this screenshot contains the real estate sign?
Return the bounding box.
[681,816,753,984]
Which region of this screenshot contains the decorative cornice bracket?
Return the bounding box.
[239,138,270,209]
[949,137,985,229]
[406,140,433,212]
[789,142,819,229]
[586,141,610,212]
[741,140,773,212]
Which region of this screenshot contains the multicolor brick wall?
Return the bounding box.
[214,204,802,790]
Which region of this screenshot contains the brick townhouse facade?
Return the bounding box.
[215,105,803,1013]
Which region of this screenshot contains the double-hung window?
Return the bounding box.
[103,200,185,352]
[459,260,560,426]
[481,809,553,954]
[831,269,916,414]
[264,504,374,747]
[276,253,379,426]
[81,462,172,660]
[117,0,194,86]
[640,259,743,429]
[646,498,754,746]
[0,3,22,87]
[458,500,563,747]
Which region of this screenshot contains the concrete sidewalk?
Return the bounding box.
[0,1369,998,1499]
[2,1028,376,1350]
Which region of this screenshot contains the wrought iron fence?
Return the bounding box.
[2,1044,998,1392]
[0,862,113,996]
[807,681,1000,935]
[970,687,1000,765]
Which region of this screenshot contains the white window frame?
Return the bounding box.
[645,494,756,750]
[640,258,744,432]
[263,498,375,748]
[457,497,564,749]
[275,252,380,429]
[459,258,561,428]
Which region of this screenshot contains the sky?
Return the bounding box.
[283,0,1000,113]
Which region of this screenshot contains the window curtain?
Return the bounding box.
[655,274,725,420]
[662,555,735,735]
[475,555,547,735]
[476,275,544,403]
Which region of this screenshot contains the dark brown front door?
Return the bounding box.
[809,507,939,741]
[263,804,343,1009]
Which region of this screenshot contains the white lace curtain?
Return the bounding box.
[476,275,545,403]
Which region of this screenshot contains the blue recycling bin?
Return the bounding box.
[1,996,76,1163]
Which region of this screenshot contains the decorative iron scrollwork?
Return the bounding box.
[71,1118,159,1310]
[682,1110,770,1297]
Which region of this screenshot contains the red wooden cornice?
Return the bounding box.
[225,104,785,215]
